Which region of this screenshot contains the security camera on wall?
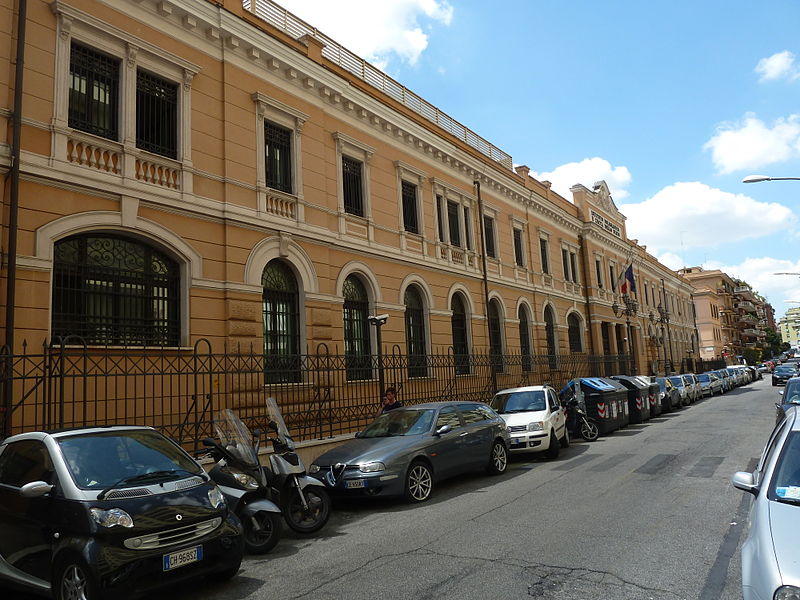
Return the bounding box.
[368,314,389,326]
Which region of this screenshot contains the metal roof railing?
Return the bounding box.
[242,0,513,170]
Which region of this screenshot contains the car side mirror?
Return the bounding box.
[354,431,362,439]
[778,391,784,396]
[731,471,758,495]
[19,481,53,498]
[435,424,452,436]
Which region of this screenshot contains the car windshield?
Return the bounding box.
[656,378,666,392]
[668,376,683,387]
[770,432,800,505]
[784,383,800,404]
[490,390,546,413]
[57,430,202,490]
[776,367,795,374]
[360,409,436,438]
[698,374,710,382]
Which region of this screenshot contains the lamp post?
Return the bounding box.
[368,314,389,397]
[612,294,638,374]
[743,175,800,184]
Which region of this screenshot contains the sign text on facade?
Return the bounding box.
[591,210,621,238]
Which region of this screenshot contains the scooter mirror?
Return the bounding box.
[268,420,279,432]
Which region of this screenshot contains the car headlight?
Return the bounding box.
[309,464,320,474]
[775,586,800,600]
[231,472,259,490]
[527,422,544,432]
[208,486,225,509]
[90,507,134,528]
[358,461,385,473]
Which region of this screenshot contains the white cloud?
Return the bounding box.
[618,182,795,252]
[755,51,800,82]
[704,257,800,317]
[656,252,685,271]
[531,157,632,201]
[275,0,453,66]
[703,113,800,174]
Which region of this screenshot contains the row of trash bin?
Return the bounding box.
[559,375,661,435]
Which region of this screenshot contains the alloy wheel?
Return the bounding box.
[492,442,507,472]
[407,464,432,501]
[61,565,88,600]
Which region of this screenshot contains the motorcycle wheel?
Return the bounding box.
[283,487,331,534]
[241,510,282,554]
[580,418,600,442]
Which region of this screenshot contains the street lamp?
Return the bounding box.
[612,294,638,373]
[368,314,389,396]
[649,305,672,374]
[743,175,800,184]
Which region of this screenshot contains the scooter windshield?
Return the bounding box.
[266,397,295,451]
[213,409,260,467]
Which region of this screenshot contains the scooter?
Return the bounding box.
[566,398,600,441]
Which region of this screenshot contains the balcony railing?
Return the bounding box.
[242,0,513,170]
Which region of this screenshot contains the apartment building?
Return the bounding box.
[0,0,697,436]
[779,308,800,351]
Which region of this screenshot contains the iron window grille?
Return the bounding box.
[540,238,550,274]
[343,276,372,380]
[447,200,461,247]
[262,260,301,383]
[519,308,532,372]
[404,287,427,377]
[568,314,583,352]
[402,181,419,234]
[513,229,524,267]
[544,308,558,369]
[52,234,180,346]
[483,216,496,258]
[451,294,470,375]
[488,300,504,373]
[265,121,292,193]
[342,156,364,216]
[69,42,120,141]
[136,69,178,159]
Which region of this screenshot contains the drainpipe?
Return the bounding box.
[3,0,26,436]
[661,278,675,373]
[474,180,496,394]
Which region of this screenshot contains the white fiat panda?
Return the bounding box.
[489,385,569,458]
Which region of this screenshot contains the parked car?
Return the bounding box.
[656,377,682,412]
[776,377,800,425]
[309,402,510,503]
[732,406,800,600]
[668,375,691,406]
[0,426,243,600]
[773,364,797,386]
[489,385,569,457]
[697,372,723,397]
[680,374,701,403]
[714,369,732,392]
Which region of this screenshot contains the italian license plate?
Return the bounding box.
[345,479,366,489]
[163,545,203,571]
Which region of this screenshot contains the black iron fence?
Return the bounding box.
[1,339,634,449]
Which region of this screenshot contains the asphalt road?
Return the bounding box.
[4,376,778,600]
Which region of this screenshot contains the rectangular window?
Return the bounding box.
[342,156,364,216]
[447,200,461,247]
[265,121,293,193]
[402,181,419,234]
[136,69,178,159]
[513,229,524,267]
[69,42,120,140]
[436,195,445,242]
[540,238,549,274]
[562,249,570,281]
[595,258,604,288]
[483,216,496,258]
[463,207,472,250]
[570,251,578,283]
[609,265,617,291]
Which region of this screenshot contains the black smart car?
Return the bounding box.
[0,426,243,600]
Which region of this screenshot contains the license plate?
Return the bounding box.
[345,479,366,489]
[163,545,202,571]
[511,439,523,446]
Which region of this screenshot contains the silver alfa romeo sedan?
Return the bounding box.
[732,406,800,600]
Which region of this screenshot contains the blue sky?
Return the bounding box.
[276,0,800,321]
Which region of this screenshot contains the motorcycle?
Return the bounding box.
[204,399,331,551]
[566,398,600,441]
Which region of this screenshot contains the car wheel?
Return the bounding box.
[405,460,433,503]
[559,426,570,448]
[545,430,560,459]
[54,556,99,600]
[486,440,508,475]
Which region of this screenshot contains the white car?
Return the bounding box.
[489,385,569,458]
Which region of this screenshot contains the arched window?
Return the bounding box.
[343,275,371,380]
[518,305,532,372]
[404,286,428,377]
[451,293,470,375]
[262,259,300,383]
[544,306,557,369]
[52,233,180,346]
[488,299,504,373]
[567,313,583,353]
